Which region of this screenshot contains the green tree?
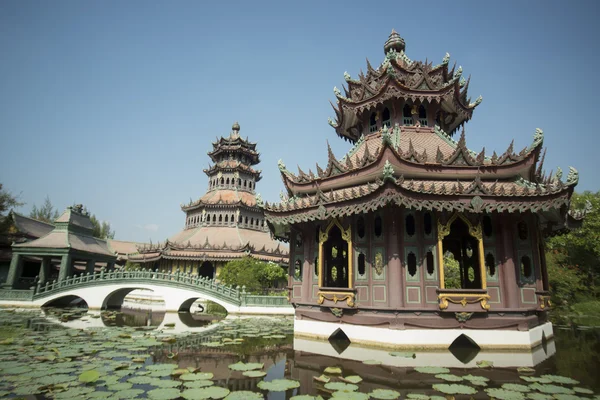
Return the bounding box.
[443,251,462,289]
[0,184,24,236]
[29,195,59,223]
[219,257,286,294]
[89,214,115,239]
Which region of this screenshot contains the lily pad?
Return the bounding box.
[517,367,536,374]
[502,383,532,393]
[242,371,266,378]
[181,387,231,399]
[526,393,554,400]
[257,379,300,392]
[341,375,363,384]
[324,382,359,392]
[432,384,477,395]
[435,373,463,382]
[362,360,382,365]
[185,380,215,389]
[476,360,494,368]
[79,369,101,383]
[180,372,215,381]
[553,395,585,400]
[415,366,450,374]
[323,366,342,374]
[369,388,401,399]
[540,375,579,385]
[573,387,594,395]
[406,394,430,399]
[147,388,182,399]
[530,383,575,395]
[313,375,330,383]
[225,391,264,399]
[520,376,553,384]
[332,392,369,400]
[485,388,526,400]
[113,388,145,399]
[228,362,263,372]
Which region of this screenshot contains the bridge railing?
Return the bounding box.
[241,294,291,307]
[32,268,242,303]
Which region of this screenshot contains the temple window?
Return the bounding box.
[426,251,435,275]
[226,178,230,185]
[486,252,496,278]
[218,215,222,223]
[483,215,493,238]
[243,180,247,188]
[369,112,378,132]
[294,259,302,281]
[442,217,482,289]
[239,215,243,223]
[237,178,241,186]
[419,105,428,126]
[220,178,224,185]
[358,253,366,277]
[405,214,416,237]
[224,215,228,223]
[245,216,248,224]
[251,218,254,226]
[374,215,383,238]
[518,221,528,241]
[407,251,417,277]
[212,215,216,222]
[323,225,349,288]
[356,216,365,239]
[403,104,413,125]
[521,255,533,280]
[382,107,391,128]
[424,212,433,236]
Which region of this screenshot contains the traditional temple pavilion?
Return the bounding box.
[128,123,288,278]
[262,31,588,350]
[4,205,117,289]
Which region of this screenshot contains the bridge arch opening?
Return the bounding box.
[178,298,228,316]
[103,288,165,311]
[42,295,88,309]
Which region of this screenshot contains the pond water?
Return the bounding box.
[0,308,598,399]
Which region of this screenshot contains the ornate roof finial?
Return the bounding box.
[384,29,405,54]
[231,121,240,139]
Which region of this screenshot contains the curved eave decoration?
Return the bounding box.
[181,199,257,212]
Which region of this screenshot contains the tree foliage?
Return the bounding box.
[29,195,60,223]
[0,184,24,236]
[219,257,287,294]
[90,214,115,240]
[443,252,461,289]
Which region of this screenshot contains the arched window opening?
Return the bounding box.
[418,105,428,126]
[220,178,224,185]
[294,259,302,280]
[424,212,433,236]
[239,215,243,223]
[218,215,222,223]
[226,178,230,185]
[250,218,254,227]
[403,104,413,125]
[483,215,493,238]
[358,253,366,276]
[406,214,416,237]
[407,252,417,277]
[224,215,228,223]
[243,180,247,188]
[426,251,435,275]
[521,256,533,279]
[486,253,496,278]
[369,112,378,133]
[245,216,248,224]
[374,215,383,238]
[382,107,391,128]
[442,217,482,289]
[356,217,365,239]
[212,215,216,222]
[518,221,528,241]
[198,261,214,279]
[324,225,349,288]
[314,256,319,277]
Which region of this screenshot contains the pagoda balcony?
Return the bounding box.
[436,288,490,313]
[317,287,357,309]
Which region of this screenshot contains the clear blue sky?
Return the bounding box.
[1,0,599,243]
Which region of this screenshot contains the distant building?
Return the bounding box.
[264,31,587,350]
[129,123,288,278]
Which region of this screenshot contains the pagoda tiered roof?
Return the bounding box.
[330,30,482,143]
[207,123,260,165]
[181,189,258,212]
[203,160,262,179]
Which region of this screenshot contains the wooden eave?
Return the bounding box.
[203,163,262,179]
[281,146,539,197]
[181,199,258,213]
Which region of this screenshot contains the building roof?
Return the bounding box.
[10,212,54,238]
[182,189,257,212]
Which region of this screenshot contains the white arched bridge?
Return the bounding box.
[0,269,292,315]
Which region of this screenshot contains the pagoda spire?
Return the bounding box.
[384,29,406,54]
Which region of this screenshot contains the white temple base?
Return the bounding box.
[294,319,554,351]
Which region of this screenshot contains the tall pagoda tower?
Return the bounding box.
[263,31,588,356]
[129,123,287,278]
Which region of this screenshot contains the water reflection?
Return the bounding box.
[101,307,165,327]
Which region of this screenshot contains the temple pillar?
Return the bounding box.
[387,208,403,308]
[58,254,72,281]
[500,216,519,308]
[4,253,23,288]
[39,257,51,283]
[86,259,95,274]
[302,228,312,302]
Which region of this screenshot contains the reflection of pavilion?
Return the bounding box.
[264,31,588,350]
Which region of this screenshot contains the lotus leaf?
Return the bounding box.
[573,387,594,395]
[517,367,536,374]
[476,360,494,368]
[323,366,342,374]
[38,373,77,385]
[79,370,101,383]
[113,388,145,398]
[520,376,552,383]
[526,393,554,400]
[324,382,359,392]
[406,394,430,399]
[151,379,182,388]
[180,372,215,381]
[86,391,115,398]
[485,388,526,400]
[362,360,382,365]
[128,375,155,384]
[53,386,95,399]
[553,395,585,400]
[389,351,416,358]
[435,373,463,382]
[415,366,450,374]
[148,364,177,371]
[502,383,532,393]
[149,369,174,377]
[181,386,231,399]
[185,380,215,388]
[257,379,300,392]
[106,382,133,391]
[529,383,575,394]
[463,374,489,383]
[341,375,363,384]
[11,384,43,396]
[432,384,477,395]
[331,392,369,400]
[540,375,579,385]
[242,371,267,378]
[228,362,264,371]
[313,375,330,383]
[369,388,401,399]
[225,391,264,399]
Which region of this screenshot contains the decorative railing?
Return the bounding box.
[28,268,292,309]
[0,288,34,301]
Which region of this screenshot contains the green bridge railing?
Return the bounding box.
[2,268,291,308]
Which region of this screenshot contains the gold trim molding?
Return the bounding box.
[318,291,356,307]
[438,293,491,311]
